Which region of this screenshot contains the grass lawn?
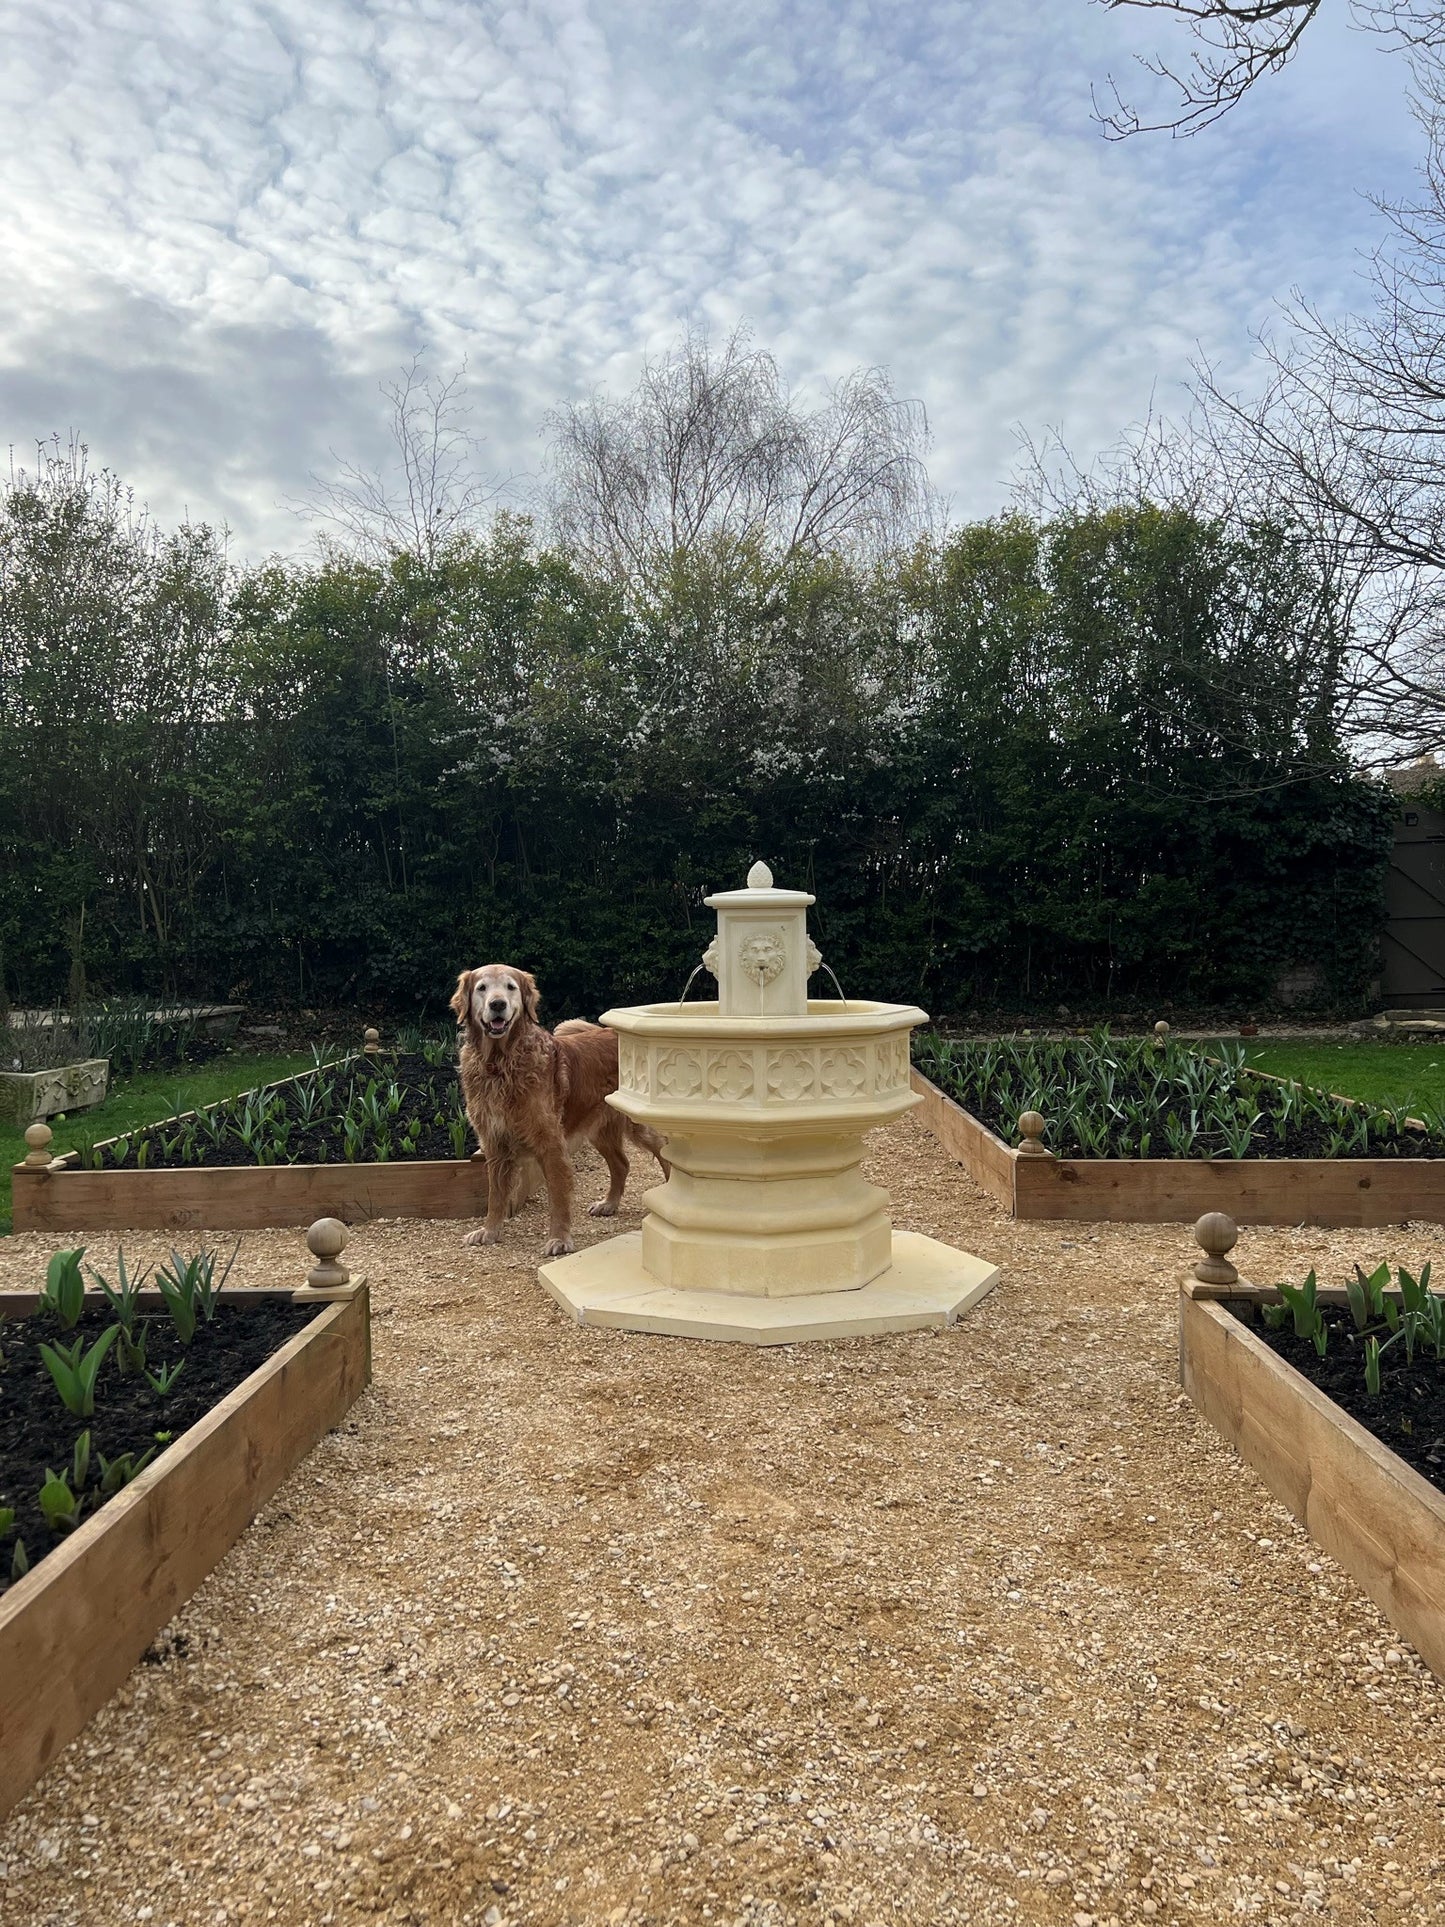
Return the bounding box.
[1233,1041,1445,1119]
[1,1053,310,1235]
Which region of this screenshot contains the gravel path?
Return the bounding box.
[2,1117,1443,1927]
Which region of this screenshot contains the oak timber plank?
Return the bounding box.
[1180,1289,1445,1682]
[10,1157,487,1232]
[910,1054,1445,1226]
[909,1070,1017,1212]
[1012,1155,1445,1226]
[0,1288,370,1822]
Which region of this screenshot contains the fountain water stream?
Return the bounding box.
[538,862,999,1343]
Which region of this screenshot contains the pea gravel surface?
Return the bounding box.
[1,1115,1443,1927]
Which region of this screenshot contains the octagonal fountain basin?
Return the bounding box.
[539,864,999,1344]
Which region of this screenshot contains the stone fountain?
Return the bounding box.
[539,863,998,1343]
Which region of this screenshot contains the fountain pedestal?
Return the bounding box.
[539,864,999,1344]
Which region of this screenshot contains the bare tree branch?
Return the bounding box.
[544,325,935,588]
[1092,0,1445,136]
[293,358,503,566]
[1162,64,1445,756]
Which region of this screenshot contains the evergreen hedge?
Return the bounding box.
[0,469,1393,1021]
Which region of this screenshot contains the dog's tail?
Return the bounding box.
[626,1118,671,1179]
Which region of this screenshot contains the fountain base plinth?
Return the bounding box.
[538,1231,998,1346]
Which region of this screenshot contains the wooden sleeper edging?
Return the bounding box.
[1178,1214,1445,1683]
[10,1038,486,1232]
[0,1222,372,1823]
[911,1067,1445,1227]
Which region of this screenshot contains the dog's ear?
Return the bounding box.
[449,969,476,1024]
[517,970,542,1024]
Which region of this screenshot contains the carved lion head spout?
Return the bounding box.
[739,931,787,987]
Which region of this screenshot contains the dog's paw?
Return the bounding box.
[463,1226,502,1248]
[543,1237,576,1258]
[587,1199,619,1218]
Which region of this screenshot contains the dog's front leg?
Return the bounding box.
[463,1146,516,1248]
[533,1130,576,1257]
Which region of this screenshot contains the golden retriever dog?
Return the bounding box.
[450,963,670,1257]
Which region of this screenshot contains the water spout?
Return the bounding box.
[816,961,851,1011]
[674,962,710,1008]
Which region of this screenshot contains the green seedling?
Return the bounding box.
[38,1324,119,1419]
[11,1539,29,1581]
[448,1115,469,1158]
[1347,1259,1391,1331]
[0,1506,14,1535]
[1261,1301,1290,1331]
[71,1429,91,1493]
[1276,1270,1322,1342]
[145,1359,185,1398]
[96,1444,158,1495]
[1415,1290,1445,1359]
[39,1247,87,1329]
[156,1238,238,1339]
[90,1248,150,1338]
[116,1318,151,1378]
[1400,1264,1430,1318]
[154,1266,197,1344]
[1365,1336,1383,1395]
[1345,1274,1369,1332]
[38,1471,84,1535]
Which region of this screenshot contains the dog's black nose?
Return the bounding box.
[488,1000,507,1013]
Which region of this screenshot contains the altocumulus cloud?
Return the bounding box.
[0,0,1426,555]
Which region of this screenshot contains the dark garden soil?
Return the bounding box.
[95,1053,465,1171]
[0,1297,316,1596]
[1235,1303,1445,1492]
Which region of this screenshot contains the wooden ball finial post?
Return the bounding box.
[306,1217,351,1289]
[1017,1110,1051,1158]
[1193,1211,1239,1287]
[363,1027,381,1057]
[22,1122,53,1169]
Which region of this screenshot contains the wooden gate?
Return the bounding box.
[1383,800,1445,1007]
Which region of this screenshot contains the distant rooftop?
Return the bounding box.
[1386,755,1443,796]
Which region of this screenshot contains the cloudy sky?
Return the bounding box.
[0,0,1426,557]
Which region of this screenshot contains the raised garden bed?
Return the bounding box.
[12,1050,487,1232]
[912,1031,1445,1226]
[1180,1253,1445,1683]
[0,1232,370,1821]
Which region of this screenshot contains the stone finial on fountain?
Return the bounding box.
[704,864,817,1018]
